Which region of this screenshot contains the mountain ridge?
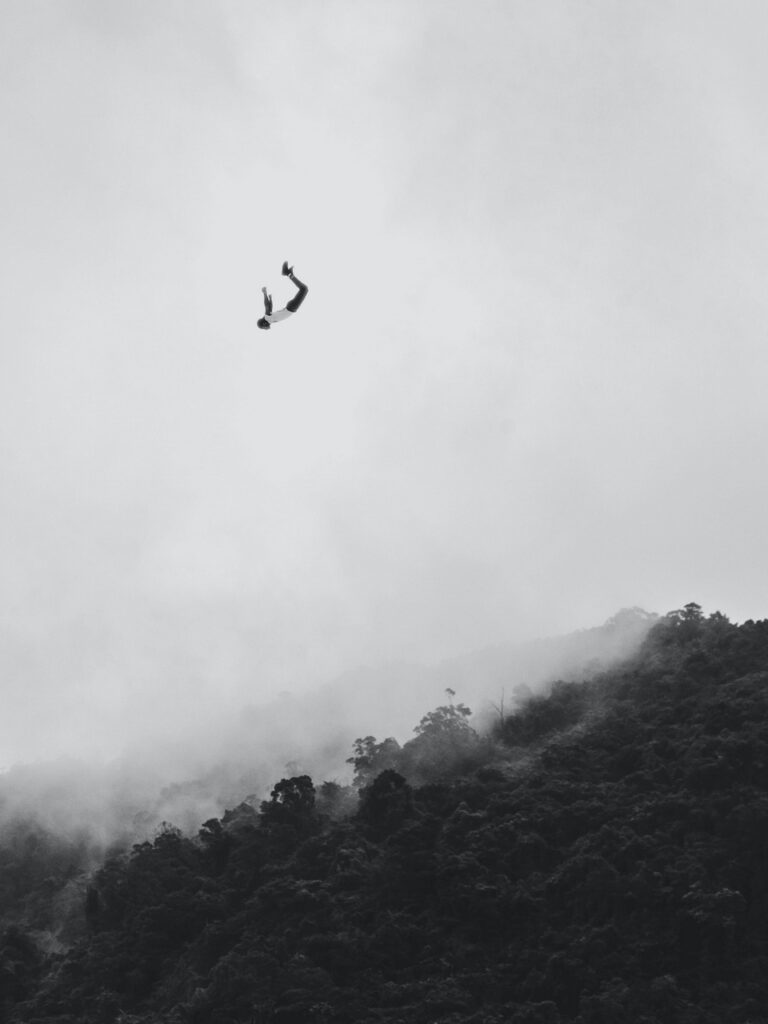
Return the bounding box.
[2,603,767,1022]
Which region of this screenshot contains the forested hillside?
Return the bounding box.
[2,604,768,1023]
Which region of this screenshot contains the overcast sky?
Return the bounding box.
[2,0,768,765]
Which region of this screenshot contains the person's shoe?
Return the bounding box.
[281,261,293,276]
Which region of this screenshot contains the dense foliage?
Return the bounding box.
[2,604,768,1023]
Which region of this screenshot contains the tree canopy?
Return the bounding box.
[2,605,768,1023]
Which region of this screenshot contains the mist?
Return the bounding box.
[3,2,768,774]
[0,608,655,848]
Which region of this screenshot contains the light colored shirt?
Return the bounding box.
[266,307,293,324]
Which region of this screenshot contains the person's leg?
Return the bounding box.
[285,271,309,313]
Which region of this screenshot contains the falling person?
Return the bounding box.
[257,262,309,330]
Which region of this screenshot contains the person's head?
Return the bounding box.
[257,317,271,330]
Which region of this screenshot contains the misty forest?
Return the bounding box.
[6,0,768,1021]
[1,605,768,1023]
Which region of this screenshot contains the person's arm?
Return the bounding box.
[261,287,273,315]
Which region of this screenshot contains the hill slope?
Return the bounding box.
[3,603,768,1023]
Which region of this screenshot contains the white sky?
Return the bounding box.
[2,0,768,764]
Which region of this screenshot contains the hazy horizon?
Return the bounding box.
[0,607,656,845]
[3,2,768,768]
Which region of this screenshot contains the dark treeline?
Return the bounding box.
[2,604,768,1023]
